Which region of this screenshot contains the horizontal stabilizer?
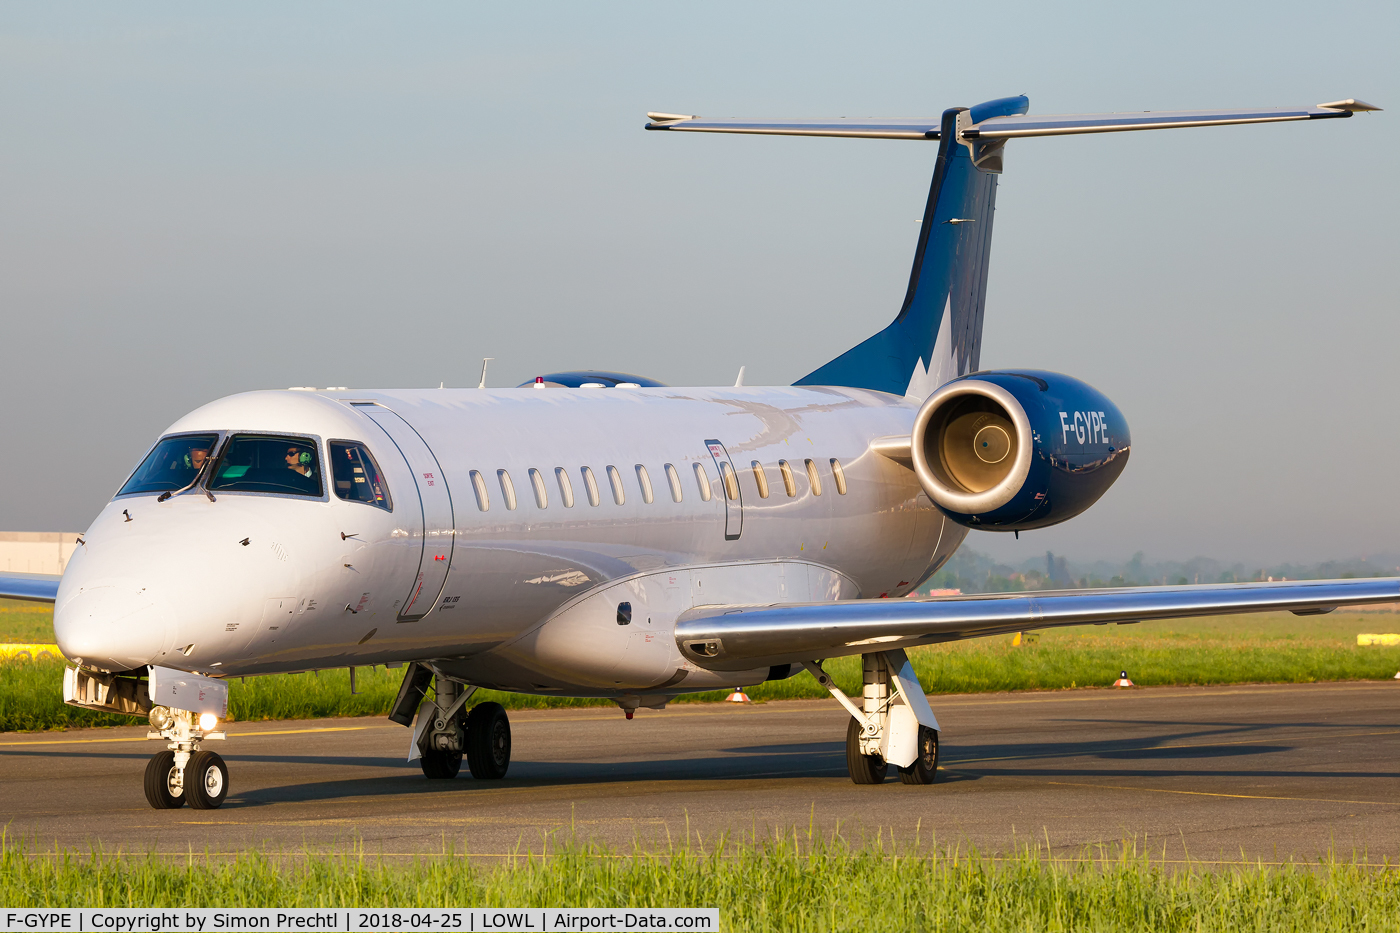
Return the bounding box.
[645,99,1378,141]
[0,571,61,604]
[675,577,1400,671]
[647,116,946,139]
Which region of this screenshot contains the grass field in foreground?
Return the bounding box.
[5,836,1400,932]
[3,604,1400,732]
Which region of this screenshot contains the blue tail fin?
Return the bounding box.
[795,96,1028,396]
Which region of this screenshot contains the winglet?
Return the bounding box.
[646,112,698,126]
[1318,99,1382,112]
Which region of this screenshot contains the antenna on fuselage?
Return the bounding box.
[734,365,746,387]
[478,357,494,389]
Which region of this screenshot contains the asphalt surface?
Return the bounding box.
[4,682,1400,863]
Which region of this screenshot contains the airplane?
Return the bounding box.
[1,94,1389,810]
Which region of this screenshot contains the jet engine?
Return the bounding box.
[910,370,1130,531]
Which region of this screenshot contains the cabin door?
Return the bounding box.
[704,438,743,541]
[354,403,456,621]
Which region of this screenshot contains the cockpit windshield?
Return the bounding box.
[209,435,324,498]
[118,434,220,497]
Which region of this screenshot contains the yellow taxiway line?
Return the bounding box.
[0,726,373,747]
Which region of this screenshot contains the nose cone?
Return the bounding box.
[54,584,173,671]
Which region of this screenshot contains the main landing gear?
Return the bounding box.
[808,650,941,786]
[143,706,230,809]
[390,662,511,781]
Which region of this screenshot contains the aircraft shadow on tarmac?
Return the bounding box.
[11,717,1400,809]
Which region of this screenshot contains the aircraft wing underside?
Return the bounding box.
[675,577,1400,671]
[0,572,61,604]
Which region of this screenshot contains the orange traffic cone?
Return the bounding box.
[725,689,752,703]
[1113,670,1135,688]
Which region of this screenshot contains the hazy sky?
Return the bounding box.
[1,1,1396,565]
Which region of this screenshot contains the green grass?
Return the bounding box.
[5,606,1400,733]
[0,603,62,643]
[4,834,1400,931]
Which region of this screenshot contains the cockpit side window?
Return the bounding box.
[329,441,392,511]
[117,434,221,497]
[209,435,324,498]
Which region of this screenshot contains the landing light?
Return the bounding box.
[198,712,219,732]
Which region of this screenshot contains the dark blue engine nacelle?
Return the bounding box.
[910,370,1130,531]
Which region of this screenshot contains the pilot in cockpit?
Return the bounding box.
[185,447,209,472]
[285,446,316,481]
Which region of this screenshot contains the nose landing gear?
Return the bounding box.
[142,706,229,809]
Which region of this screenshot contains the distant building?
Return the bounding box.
[0,532,83,575]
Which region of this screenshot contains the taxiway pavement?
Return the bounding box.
[4,681,1400,863]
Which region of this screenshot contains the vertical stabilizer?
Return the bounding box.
[795,97,1027,396]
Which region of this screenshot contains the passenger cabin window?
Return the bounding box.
[693,463,712,501]
[635,465,654,504]
[664,463,683,502]
[209,435,323,498]
[606,465,626,505]
[804,458,822,496]
[555,467,575,508]
[581,467,601,507]
[830,458,848,495]
[118,433,220,497]
[470,470,490,511]
[529,468,548,509]
[750,461,770,499]
[498,469,518,510]
[778,459,797,497]
[719,461,739,501]
[329,441,392,510]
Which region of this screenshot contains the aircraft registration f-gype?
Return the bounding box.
[1,95,1387,809]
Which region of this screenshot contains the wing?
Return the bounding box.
[645,99,1380,140]
[0,572,61,604]
[675,578,1399,671]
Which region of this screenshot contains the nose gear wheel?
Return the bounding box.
[144,750,185,809]
[187,750,229,809]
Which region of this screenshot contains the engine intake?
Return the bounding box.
[911,371,1130,531]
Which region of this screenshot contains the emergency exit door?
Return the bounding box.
[354,404,456,621]
[705,438,743,541]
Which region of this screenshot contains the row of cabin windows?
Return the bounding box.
[468,458,847,511]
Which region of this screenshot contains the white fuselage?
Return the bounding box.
[54,386,962,697]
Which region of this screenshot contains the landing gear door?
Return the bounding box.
[705,438,743,541]
[353,404,456,622]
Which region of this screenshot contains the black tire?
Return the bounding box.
[186,750,229,810]
[898,726,940,785]
[845,717,888,785]
[143,750,185,809]
[420,747,463,779]
[465,702,511,780]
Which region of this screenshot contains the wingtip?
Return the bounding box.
[646,111,698,128]
[1318,99,1382,112]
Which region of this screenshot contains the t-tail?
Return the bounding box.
[647,95,1379,397]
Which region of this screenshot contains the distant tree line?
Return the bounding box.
[918,548,1399,595]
